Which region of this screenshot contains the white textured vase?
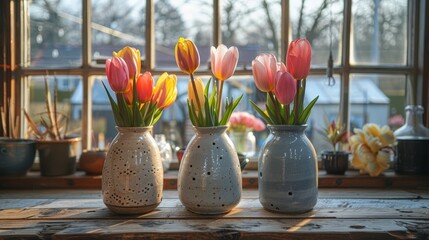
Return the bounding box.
[259,125,318,213]
[102,127,163,215]
[178,126,242,214]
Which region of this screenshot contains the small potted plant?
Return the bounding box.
[24,78,81,177]
[0,98,36,176]
[321,117,349,175]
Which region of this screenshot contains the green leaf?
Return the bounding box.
[101,81,124,126]
[250,100,273,125]
[187,100,198,126]
[298,96,319,124]
[220,95,243,125]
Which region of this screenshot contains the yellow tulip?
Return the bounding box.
[175,38,200,75]
[188,77,205,112]
[152,72,177,109]
[113,46,141,79]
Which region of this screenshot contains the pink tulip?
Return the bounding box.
[210,44,239,81]
[106,57,129,93]
[286,39,312,80]
[252,54,283,92]
[274,71,297,105]
[136,72,154,103]
[113,46,140,79]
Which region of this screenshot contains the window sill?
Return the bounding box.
[1,170,428,190]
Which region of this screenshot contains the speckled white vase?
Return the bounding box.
[259,125,318,213]
[102,127,163,215]
[178,126,242,214]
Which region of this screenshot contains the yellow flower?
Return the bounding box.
[113,46,141,79]
[152,72,177,109]
[350,123,395,177]
[188,77,205,112]
[175,38,200,75]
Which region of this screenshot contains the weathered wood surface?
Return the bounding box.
[1,170,429,189]
[0,189,428,239]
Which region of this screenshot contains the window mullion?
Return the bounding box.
[340,0,352,134]
[81,0,92,150]
[144,0,154,71]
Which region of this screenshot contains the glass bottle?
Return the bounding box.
[155,134,173,173]
[394,105,429,174]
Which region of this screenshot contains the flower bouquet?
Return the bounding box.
[103,46,177,127]
[175,38,243,214]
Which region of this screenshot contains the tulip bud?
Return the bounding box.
[152,72,177,109]
[175,38,200,75]
[286,39,312,80]
[113,46,141,79]
[252,54,282,93]
[210,44,239,81]
[105,57,129,93]
[136,72,154,104]
[274,71,297,105]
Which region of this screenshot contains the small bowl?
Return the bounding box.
[78,150,107,175]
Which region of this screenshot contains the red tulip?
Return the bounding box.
[252,54,284,92]
[286,39,312,80]
[274,71,297,105]
[105,56,129,93]
[210,44,239,81]
[136,72,154,103]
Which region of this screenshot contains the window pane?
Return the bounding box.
[91,0,146,65]
[290,0,343,66]
[305,75,342,155]
[351,0,407,65]
[221,1,281,68]
[155,0,211,69]
[29,0,82,68]
[350,74,406,130]
[27,76,82,140]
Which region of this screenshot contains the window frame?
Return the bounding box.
[4,0,428,150]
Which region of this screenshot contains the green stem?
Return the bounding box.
[217,80,224,122]
[268,92,282,124]
[285,103,290,123]
[293,80,301,125]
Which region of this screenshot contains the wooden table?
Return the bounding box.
[1,188,428,239]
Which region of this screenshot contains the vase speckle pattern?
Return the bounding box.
[259,125,318,213]
[178,126,242,214]
[102,127,163,215]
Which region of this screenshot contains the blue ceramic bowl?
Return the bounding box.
[0,139,36,176]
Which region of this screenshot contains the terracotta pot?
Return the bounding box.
[79,150,106,175]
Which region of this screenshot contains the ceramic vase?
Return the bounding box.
[178,126,242,214]
[321,150,349,175]
[102,127,163,215]
[259,125,318,213]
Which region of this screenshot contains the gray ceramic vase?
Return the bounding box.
[258,125,318,213]
[102,127,163,215]
[178,126,242,214]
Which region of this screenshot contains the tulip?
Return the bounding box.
[152,72,177,109]
[188,77,205,112]
[113,46,141,79]
[274,71,297,105]
[252,54,282,93]
[136,72,154,103]
[175,38,200,75]
[105,56,129,93]
[210,44,239,81]
[286,38,312,80]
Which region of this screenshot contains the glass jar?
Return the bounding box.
[394,105,429,174]
[155,134,173,172]
[229,131,256,157]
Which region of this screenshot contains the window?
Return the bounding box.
[8,0,426,162]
